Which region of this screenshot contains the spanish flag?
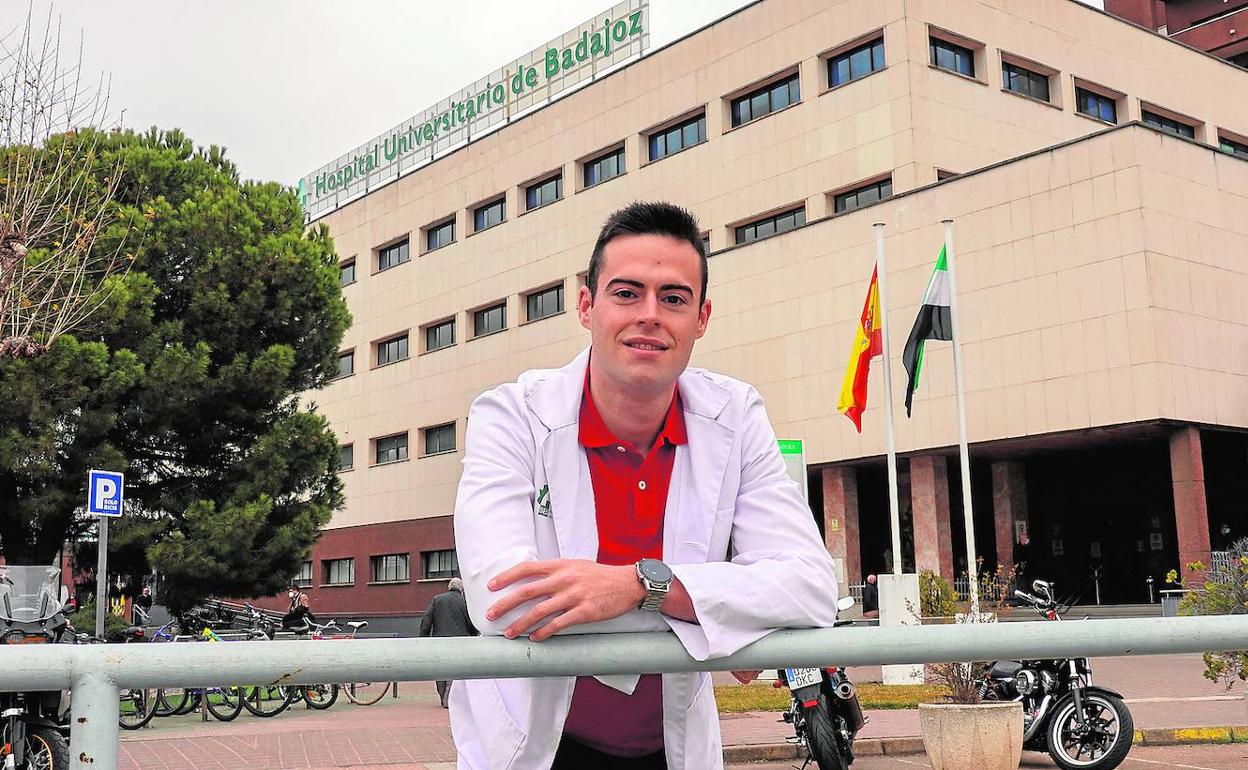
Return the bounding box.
[837,267,883,432]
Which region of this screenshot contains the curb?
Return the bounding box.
[724,726,1248,763]
[1134,725,1248,746]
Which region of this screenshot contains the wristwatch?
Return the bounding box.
[635,558,673,612]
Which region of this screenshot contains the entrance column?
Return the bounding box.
[1170,426,1212,577]
[992,461,1028,572]
[910,455,953,577]
[821,466,862,588]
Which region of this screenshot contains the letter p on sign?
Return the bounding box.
[87,469,125,517]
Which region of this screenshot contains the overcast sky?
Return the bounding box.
[1,0,1103,186]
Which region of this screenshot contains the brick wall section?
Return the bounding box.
[250,516,455,620]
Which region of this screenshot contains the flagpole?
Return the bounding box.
[942,218,981,616]
[873,223,903,576]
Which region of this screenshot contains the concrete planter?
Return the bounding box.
[918,701,1023,770]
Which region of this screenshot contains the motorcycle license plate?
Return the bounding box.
[785,667,822,690]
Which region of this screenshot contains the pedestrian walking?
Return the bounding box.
[418,577,477,708]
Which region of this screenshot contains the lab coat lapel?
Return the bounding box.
[664,371,733,563]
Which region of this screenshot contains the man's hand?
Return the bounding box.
[486,559,645,641]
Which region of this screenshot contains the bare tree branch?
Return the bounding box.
[0,2,128,359]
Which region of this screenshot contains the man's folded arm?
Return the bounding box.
[668,388,840,660]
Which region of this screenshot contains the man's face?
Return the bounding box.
[579,233,710,398]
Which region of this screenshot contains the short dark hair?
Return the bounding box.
[587,201,708,304]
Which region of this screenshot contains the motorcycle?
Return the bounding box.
[0,561,73,769]
[977,579,1134,770]
[777,596,865,770]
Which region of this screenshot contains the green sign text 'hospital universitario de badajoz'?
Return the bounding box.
[299,0,650,220]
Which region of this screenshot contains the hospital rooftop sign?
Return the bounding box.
[299,0,650,220]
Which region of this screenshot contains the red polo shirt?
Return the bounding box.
[560,370,686,756]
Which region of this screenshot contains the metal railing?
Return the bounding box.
[5,614,1248,770]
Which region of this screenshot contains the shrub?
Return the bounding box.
[920,569,957,618]
[1179,537,1248,689]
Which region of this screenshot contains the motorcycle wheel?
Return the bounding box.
[20,726,70,770]
[1045,692,1134,770]
[804,693,849,770]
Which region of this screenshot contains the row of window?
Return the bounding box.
[334,282,565,381]
[295,549,459,587]
[335,31,899,287]
[337,422,456,472]
[923,27,1248,156]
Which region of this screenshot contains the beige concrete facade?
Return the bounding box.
[313,0,1248,561]
[299,0,1248,616]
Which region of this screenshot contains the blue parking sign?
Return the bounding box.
[87,470,125,517]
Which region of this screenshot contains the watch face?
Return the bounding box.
[639,558,672,583]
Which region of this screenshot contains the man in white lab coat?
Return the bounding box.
[451,201,839,769]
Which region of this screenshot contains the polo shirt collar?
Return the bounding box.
[579,367,687,450]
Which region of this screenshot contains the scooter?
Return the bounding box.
[0,561,73,769]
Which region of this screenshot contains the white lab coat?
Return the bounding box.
[450,348,839,769]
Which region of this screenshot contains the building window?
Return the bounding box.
[474,302,506,337]
[1075,87,1117,124]
[735,207,806,245]
[473,198,506,232]
[340,260,356,287]
[375,433,408,465]
[929,37,975,77]
[336,350,354,379]
[376,333,409,366]
[1142,110,1195,139]
[583,146,625,188]
[424,423,456,456]
[1221,136,1248,160]
[525,174,563,211]
[648,113,707,161]
[337,444,353,471]
[731,73,801,127]
[294,561,313,588]
[526,283,564,322]
[423,549,459,580]
[834,177,893,214]
[323,558,354,586]
[425,318,455,352]
[1002,61,1049,102]
[936,168,960,181]
[426,219,455,252]
[370,554,410,583]
[377,239,410,272]
[701,232,711,254]
[828,37,885,88]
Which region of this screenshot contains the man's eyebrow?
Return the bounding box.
[603,277,694,295]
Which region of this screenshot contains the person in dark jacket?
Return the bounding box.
[861,573,879,619]
[281,587,316,631]
[419,577,477,707]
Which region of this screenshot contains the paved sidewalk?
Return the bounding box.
[117,654,1245,770]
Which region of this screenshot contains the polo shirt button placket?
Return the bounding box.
[638,480,647,491]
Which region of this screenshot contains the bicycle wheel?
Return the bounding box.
[152,688,187,718]
[119,687,157,730]
[343,681,391,706]
[205,686,244,721]
[241,685,293,718]
[301,683,339,710]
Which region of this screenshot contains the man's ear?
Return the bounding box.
[577,284,593,330]
[694,298,712,339]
